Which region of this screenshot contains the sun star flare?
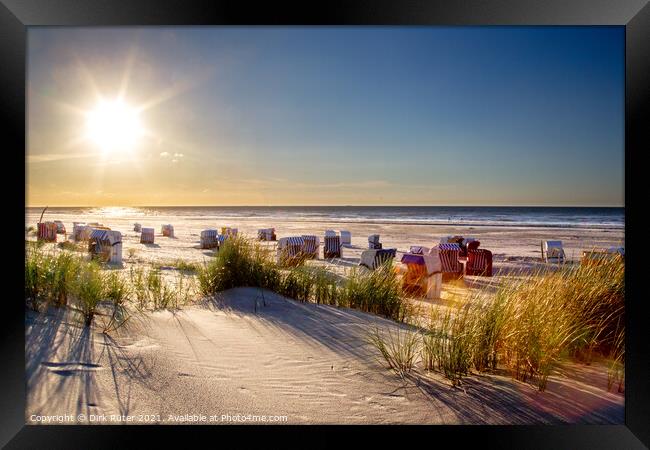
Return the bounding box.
[84,99,143,153]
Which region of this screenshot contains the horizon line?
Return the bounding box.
[25,204,625,209]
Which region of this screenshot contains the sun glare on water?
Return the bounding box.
[85,100,143,153]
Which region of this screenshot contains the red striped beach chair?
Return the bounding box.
[324,235,342,259]
[37,222,58,242]
[466,249,493,276]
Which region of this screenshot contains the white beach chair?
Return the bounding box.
[200,229,219,249]
[88,229,122,263]
[368,234,382,249]
[339,230,351,246]
[542,240,566,263]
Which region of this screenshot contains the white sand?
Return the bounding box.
[26,288,623,425]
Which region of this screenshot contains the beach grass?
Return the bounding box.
[25,236,625,391]
[196,237,410,321]
[369,256,624,391]
[73,260,104,326]
[25,242,195,325]
[367,327,420,377]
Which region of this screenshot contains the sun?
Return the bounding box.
[85,99,143,153]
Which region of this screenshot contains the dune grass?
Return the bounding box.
[196,237,411,322]
[25,237,625,391]
[367,327,420,377]
[369,256,625,391]
[25,243,195,326]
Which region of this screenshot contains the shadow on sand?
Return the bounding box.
[26,307,153,420]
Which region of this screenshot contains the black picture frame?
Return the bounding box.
[3,0,648,448]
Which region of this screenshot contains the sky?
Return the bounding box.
[26,27,624,207]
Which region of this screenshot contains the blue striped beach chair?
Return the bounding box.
[360,248,396,270]
[324,235,342,259]
[438,243,463,278]
[301,235,319,259]
[374,248,396,268]
[278,236,305,265]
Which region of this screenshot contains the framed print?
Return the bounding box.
[2,0,648,448]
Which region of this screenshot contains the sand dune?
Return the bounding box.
[26,288,624,425]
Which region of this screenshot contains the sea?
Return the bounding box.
[25,206,624,229]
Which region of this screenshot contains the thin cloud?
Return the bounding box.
[27,152,92,163]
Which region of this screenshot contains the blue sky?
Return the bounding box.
[27,27,624,206]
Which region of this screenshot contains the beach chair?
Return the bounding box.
[140,228,155,244]
[541,240,565,263]
[72,223,86,241]
[438,243,463,279]
[53,220,66,234]
[372,248,396,269]
[200,229,219,249]
[440,235,464,245]
[258,228,276,241]
[37,222,58,242]
[339,230,351,246]
[277,236,305,266]
[324,235,342,259]
[401,249,442,299]
[409,246,430,255]
[466,249,493,276]
[88,230,122,263]
[359,248,396,270]
[301,235,319,259]
[161,224,175,238]
[134,223,142,232]
[368,234,382,249]
[581,247,624,267]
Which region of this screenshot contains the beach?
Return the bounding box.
[26,288,624,425]
[25,207,625,424]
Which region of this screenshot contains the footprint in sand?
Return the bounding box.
[238,387,255,396]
